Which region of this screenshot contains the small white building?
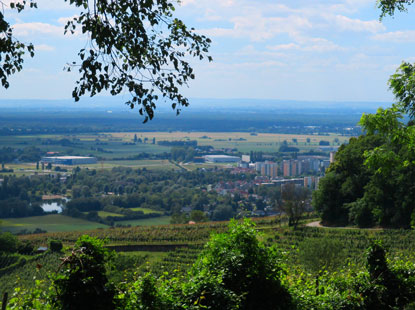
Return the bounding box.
[241,155,250,163]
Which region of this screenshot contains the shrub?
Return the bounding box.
[49,240,63,253]
[0,232,18,253]
[187,219,293,310]
[51,235,115,310]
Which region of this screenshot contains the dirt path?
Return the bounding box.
[305,221,383,230]
[306,221,323,227]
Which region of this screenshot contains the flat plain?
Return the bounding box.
[0,131,348,176]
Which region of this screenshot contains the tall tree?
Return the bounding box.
[280,183,309,228]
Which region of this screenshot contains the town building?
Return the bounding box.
[238,161,250,169]
[241,155,251,163]
[255,161,278,178]
[272,178,304,187]
[304,176,315,189]
[283,160,291,177]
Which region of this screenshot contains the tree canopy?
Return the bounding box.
[0,0,211,121]
[313,75,415,228]
[378,0,415,19]
[313,0,415,229]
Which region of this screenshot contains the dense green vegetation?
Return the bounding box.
[313,86,415,228]
[64,167,255,224]
[311,0,415,230]
[3,220,415,309]
[0,146,43,164]
[1,166,294,231]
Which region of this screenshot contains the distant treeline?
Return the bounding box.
[157,140,197,147]
[0,113,362,135]
[0,147,42,163]
[0,175,52,218]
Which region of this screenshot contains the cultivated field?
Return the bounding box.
[0,214,172,234]
[0,214,108,233]
[110,131,349,153]
[0,131,348,175]
[114,216,172,227]
[1,131,348,157]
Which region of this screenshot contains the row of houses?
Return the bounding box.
[213,175,322,197]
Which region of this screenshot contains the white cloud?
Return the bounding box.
[35,44,55,51]
[197,8,222,22]
[57,16,78,25]
[11,16,83,38]
[268,38,345,53]
[199,15,311,41]
[207,60,286,71]
[372,30,415,43]
[335,53,380,71]
[303,39,345,52]
[267,43,300,51]
[180,0,234,8]
[180,0,196,5]
[233,45,288,59]
[12,22,64,37]
[332,15,385,33]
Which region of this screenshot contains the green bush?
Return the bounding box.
[51,235,115,310]
[187,219,293,310]
[48,240,63,253]
[0,232,19,253]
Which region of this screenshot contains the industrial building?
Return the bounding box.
[204,155,241,163]
[41,156,97,165]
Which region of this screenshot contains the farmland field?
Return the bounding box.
[115,216,172,227]
[129,207,164,214]
[3,217,415,297]
[85,160,178,170]
[0,214,109,233]
[0,215,173,234]
[109,131,349,152]
[0,131,347,176]
[96,211,124,218]
[0,131,348,160]
[0,159,179,176]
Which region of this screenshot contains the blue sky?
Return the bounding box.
[1,0,415,103]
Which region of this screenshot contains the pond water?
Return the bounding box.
[40,201,64,213]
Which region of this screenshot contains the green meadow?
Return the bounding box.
[0,215,173,233]
[0,214,109,233]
